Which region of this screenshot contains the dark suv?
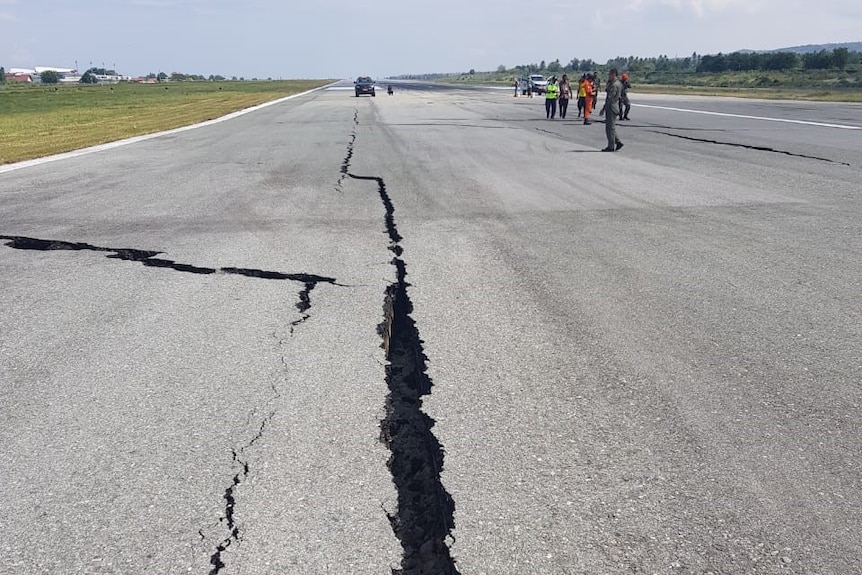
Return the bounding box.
[355,76,375,97]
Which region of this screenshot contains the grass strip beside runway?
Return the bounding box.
[0,80,331,165]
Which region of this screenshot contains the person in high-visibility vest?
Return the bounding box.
[583,73,596,125]
[544,76,559,119]
[577,74,587,118]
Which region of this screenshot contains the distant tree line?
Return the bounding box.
[696,48,851,72]
[144,72,256,82]
[401,48,860,83]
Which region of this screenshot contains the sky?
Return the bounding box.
[1,0,861,79]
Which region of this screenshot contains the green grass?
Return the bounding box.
[0,80,332,165]
[630,83,862,102]
[433,69,862,102]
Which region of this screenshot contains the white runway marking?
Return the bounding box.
[637,104,862,130]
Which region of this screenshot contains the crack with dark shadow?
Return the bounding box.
[648,130,851,166]
[0,235,341,330]
[336,109,359,193]
[208,415,273,575]
[2,234,333,573]
[342,160,459,572]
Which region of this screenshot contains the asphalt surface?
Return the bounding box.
[1,80,860,575]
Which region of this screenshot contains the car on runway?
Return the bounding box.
[528,74,548,94]
[355,76,376,97]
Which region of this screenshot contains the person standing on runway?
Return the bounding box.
[558,74,572,119]
[577,74,587,118]
[544,76,559,119]
[583,73,596,125]
[619,73,631,120]
[599,68,624,152]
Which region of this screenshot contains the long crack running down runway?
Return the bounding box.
[342,113,461,574]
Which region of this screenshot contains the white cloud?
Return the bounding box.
[625,0,756,17]
[127,0,177,7]
[0,0,16,21]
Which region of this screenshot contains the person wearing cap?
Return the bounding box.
[599,68,624,152]
[619,72,631,120]
[544,76,559,119]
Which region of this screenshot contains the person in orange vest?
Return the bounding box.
[583,73,596,125]
[577,74,587,118]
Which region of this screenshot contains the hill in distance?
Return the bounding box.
[739,41,862,54]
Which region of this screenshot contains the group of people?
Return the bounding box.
[533,69,632,152]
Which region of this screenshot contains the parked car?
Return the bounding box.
[355,76,375,97]
[528,74,548,94]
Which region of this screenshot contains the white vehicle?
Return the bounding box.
[529,74,548,94]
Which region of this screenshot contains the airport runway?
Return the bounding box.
[1,80,860,574]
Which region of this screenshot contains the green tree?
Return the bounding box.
[0,66,5,83]
[697,53,727,72]
[79,71,98,84]
[40,70,60,84]
[761,52,798,71]
[833,47,849,70]
[547,59,561,73]
[803,50,831,70]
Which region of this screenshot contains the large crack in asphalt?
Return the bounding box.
[648,130,851,165]
[344,138,460,571]
[0,233,336,573]
[0,235,340,321]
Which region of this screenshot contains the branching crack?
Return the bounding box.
[208,415,273,575]
[0,235,341,331]
[648,130,851,165]
[1,234,339,573]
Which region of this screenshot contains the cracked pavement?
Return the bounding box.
[2,82,861,574]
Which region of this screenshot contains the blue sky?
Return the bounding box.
[1,0,860,79]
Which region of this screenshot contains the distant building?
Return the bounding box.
[5,73,32,83]
[35,66,75,74]
[5,65,130,84]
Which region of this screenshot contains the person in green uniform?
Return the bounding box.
[599,68,624,152]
